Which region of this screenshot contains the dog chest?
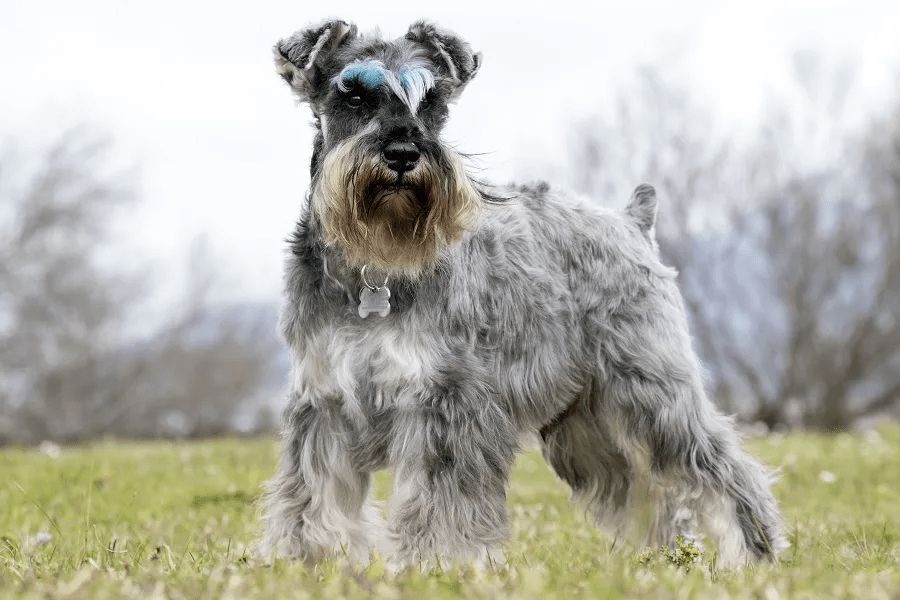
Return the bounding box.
[291,322,437,412]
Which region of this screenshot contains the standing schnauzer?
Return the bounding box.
[259,19,786,568]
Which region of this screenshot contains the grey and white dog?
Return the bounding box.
[259,19,787,569]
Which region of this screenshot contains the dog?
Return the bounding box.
[258,19,787,569]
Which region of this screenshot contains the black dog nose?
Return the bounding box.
[382,141,420,174]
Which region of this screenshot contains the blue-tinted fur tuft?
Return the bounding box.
[339,61,386,89]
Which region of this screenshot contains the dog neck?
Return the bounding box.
[294,202,432,315]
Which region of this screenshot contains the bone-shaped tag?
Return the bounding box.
[358,285,391,318]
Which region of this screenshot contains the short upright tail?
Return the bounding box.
[625,183,657,236]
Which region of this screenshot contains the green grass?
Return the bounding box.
[1,426,898,599]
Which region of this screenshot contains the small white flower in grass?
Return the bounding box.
[33,531,53,545]
[39,441,60,459]
[819,470,837,483]
[864,429,883,445]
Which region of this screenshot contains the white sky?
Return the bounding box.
[2,0,899,307]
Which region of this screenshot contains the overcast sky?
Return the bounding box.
[2,0,899,307]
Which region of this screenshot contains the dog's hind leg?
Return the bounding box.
[539,380,698,554]
[606,375,788,566]
[595,279,787,566]
[538,382,635,544]
[258,398,387,563]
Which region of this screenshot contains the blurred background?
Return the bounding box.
[1,1,899,444]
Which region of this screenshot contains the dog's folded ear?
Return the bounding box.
[406,21,481,99]
[275,19,358,103]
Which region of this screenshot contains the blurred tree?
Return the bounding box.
[0,130,280,444]
[0,130,139,441]
[95,239,282,440]
[728,163,900,430]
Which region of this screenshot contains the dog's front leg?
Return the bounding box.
[386,371,517,570]
[258,398,387,564]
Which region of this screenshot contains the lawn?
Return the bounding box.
[1,425,898,599]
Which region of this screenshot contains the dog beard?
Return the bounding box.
[312,137,481,277]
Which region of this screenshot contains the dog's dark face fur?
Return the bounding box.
[274,21,483,276]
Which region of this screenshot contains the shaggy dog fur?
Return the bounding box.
[258,19,787,569]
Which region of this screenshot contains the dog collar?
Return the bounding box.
[358,265,391,318]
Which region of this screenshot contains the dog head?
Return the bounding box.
[275,20,483,277]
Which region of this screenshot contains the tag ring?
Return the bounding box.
[361,265,388,292]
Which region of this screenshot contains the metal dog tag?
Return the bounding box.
[358,285,391,318]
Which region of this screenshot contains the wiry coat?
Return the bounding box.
[259,19,786,568]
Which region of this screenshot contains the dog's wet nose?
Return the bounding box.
[383,141,420,174]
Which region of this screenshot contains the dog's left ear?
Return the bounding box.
[406,21,481,99]
[275,19,358,103]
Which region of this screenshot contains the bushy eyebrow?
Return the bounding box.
[338,61,386,89]
[335,60,435,114]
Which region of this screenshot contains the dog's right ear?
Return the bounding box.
[274,19,357,103]
[406,21,481,100]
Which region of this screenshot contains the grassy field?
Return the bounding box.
[1,426,898,599]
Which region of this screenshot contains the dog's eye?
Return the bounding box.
[347,94,364,108]
[419,92,436,111]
